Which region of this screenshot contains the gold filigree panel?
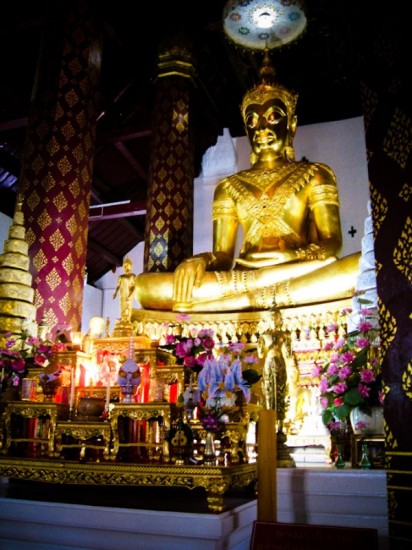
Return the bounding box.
[45,268,62,292]
[49,228,65,251]
[383,107,411,170]
[401,358,412,399]
[32,249,48,272]
[394,216,412,282]
[378,299,396,360]
[370,184,388,237]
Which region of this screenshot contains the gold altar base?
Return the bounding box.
[0,456,257,513]
[132,299,351,343]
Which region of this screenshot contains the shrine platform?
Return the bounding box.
[0,468,388,550]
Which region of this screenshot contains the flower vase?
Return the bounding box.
[203,430,216,466]
[350,406,384,435]
[335,443,345,469]
[360,443,371,469]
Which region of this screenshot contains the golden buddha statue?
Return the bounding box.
[113,256,137,323]
[135,52,360,313]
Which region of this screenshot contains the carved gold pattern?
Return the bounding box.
[394,216,412,283]
[55,421,112,460]
[401,359,412,399]
[378,299,396,360]
[383,107,411,169]
[62,253,75,275]
[399,182,412,202]
[2,402,70,457]
[53,193,69,213]
[50,228,65,251]
[0,457,256,513]
[45,268,62,291]
[58,293,71,316]
[370,184,388,238]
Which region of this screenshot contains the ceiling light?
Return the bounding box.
[223,0,307,51]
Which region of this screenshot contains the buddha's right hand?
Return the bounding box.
[172,255,208,306]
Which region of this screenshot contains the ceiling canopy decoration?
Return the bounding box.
[223,0,307,51]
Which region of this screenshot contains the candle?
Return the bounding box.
[69,367,75,414]
[105,378,111,411]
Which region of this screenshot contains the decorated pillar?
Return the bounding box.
[358,9,411,549]
[143,36,196,272]
[16,0,102,334]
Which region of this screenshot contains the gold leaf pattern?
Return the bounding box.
[77,200,87,221]
[57,156,72,176]
[34,290,44,311]
[49,228,65,252]
[399,182,412,202]
[393,216,412,283]
[154,242,165,256]
[76,111,86,129]
[359,81,378,132]
[61,121,75,141]
[64,89,79,108]
[72,143,84,163]
[370,184,388,238]
[65,215,77,236]
[74,237,84,259]
[58,292,71,315]
[32,248,48,272]
[378,299,396,359]
[172,218,183,231]
[155,218,165,231]
[43,173,56,193]
[25,228,36,248]
[32,154,45,175]
[48,135,60,157]
[72,274,82,293]
[401,359,412,399]
[53,192,68,213]
[383,107,411,170]
[37,209,53,231]
[26,190,41,212]
[62,254,75,275]
[45,267,62,291]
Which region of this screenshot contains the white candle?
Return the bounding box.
[105,375,111,411]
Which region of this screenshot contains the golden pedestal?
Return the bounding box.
[2,401,70,457]
[55,420,112,461]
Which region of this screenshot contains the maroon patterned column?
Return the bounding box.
[359,10,411,549]
[143,38,195,272]
[16,0,102,333]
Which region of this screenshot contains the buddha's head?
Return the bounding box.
[241,50,298,165]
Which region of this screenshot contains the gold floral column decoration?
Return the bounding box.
[143,35,196,272]
[16,0,102,334]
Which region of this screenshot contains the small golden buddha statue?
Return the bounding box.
[113,256,137,322]
[135,51,360,313]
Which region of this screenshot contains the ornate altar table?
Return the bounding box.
[0,456,256,513]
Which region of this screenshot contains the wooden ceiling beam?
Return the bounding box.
[87,237,123,267]
[114,141,147,181]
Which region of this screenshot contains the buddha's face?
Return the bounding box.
[244,98,294,161]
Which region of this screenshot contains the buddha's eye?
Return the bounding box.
[266,109,285,125]
[246,114,258,128]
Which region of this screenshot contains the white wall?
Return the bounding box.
[0,117,370,333]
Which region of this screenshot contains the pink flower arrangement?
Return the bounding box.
[312,301,383,426]
[0,329,53,389]
[160,327,216,374]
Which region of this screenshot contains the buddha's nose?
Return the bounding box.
[257,116,268,130]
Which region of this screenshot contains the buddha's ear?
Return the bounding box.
[289,115,298,138]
